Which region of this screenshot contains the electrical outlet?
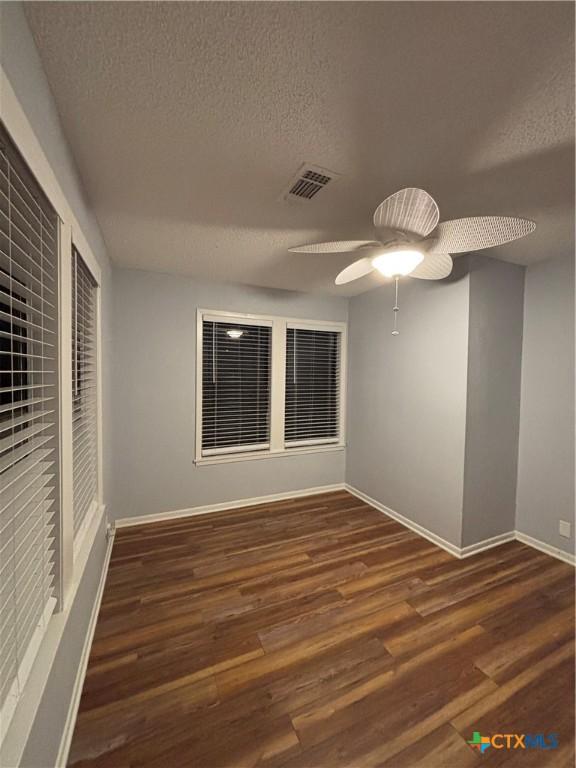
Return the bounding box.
[559,520,571,539]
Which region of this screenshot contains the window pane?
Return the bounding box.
[201,321,271,454]
[285,328,340,445]
[72,246,98,540]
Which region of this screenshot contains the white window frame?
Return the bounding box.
[195,308,347,465]
[1,63,106,766]
[68,243,103,556]
[57,225,104,597]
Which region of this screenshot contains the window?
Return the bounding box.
[285,327,341,447]
[196,311,346,462]
[201,319,272,455]
[72,246,98,542]
[0,123,60,736]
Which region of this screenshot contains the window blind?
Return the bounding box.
[201,320,271,455]
[72,247,98,540]
[285,327,341,446]
[0,123,60,738]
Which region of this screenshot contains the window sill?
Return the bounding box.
[194,444,346,466]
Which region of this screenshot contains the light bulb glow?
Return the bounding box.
[226,329,244,339]
[372,250,424,277]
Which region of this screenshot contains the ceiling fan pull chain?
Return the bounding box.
[392,276,400,336]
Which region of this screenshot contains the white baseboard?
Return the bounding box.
[114,483,347,528]
[346,483,574,566]
[345,484,464,558]
[515,530,575,566]
[114,483,574,567]
[56,526,115,767]
[459,530,517,558]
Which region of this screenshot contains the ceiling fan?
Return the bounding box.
[289,188,536,334]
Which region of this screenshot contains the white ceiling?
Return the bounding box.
[26,1,574,296]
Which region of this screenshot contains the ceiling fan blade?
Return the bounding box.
[373,188,439,239]
[335,256,375,285]
[409,253,453,280]
[289,240,382,253]
[429,216,536,254]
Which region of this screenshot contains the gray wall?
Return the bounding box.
[346,256,529,550]
[345,267,471,547]
[516,254,575,555]
[462,256,525,546]
[110,268,348,521]
[1,4,112,766]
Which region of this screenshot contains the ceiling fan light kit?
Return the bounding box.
[372,249,424,278]
[289,188,536,335]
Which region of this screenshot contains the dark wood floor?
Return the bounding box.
[69,490,575,768]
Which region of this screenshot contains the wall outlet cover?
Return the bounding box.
[559,520,571,538]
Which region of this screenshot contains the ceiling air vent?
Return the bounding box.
[281,163,341,203]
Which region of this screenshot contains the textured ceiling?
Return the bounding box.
[25,1,575,295]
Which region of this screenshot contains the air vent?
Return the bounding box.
[281,163,341,203]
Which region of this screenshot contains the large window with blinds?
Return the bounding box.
[0,123,60,735]
[196,311,345,462]
[72,247,98,542]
